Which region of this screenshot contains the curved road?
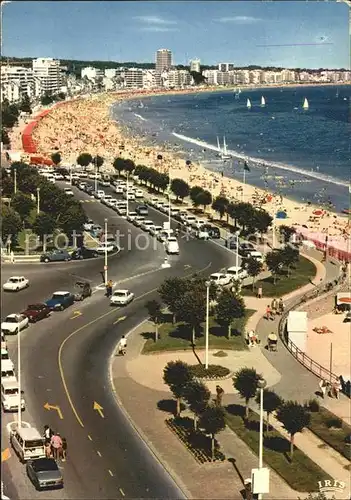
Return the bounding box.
[2,183,237,499]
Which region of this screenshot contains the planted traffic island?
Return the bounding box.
[242,255,317,298]
[190,364,232,380]
[142,310,255,354]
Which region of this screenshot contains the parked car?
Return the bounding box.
[101,194,113,205]
[134,189,144,199]
[95,242,118,253]
[245,250,264,263]
[2,359,16,381]
[126,211,138,222]
[2,379,25,412]
[45,291,75,311]
[1,348,13,365]
[74,282,92,301]
[40,250,71,263]
[21,304,51,323]
[1,314,29,335]
[203,225,220,239]
[210,273,231,287]
[71,247,98,260]
[133,216,145,227]
[196,227,210,240]
[96,190,105,199]
[83,219,95,231]
[26,458,64,490]
[165,237,179,254]
[11,428,45,463]
[239,242,255,256]
[225,237,238,250]
[225,266,248,282]
[123,192,135,201]
[85,185,94,195]
[110,289,134,306]
[3,276,29,292]
[157,229,174,242]
[149,225,163,237]
[140,220,154,231]
[136,205,148,216]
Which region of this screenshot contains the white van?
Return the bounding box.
[10,427,45,462]
[1,359,17,381]
[2,379,25,412]
[246,251,264,263]
[226,266,248,282]
[165,237,180,255]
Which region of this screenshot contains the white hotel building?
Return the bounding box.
[32,58,62,94]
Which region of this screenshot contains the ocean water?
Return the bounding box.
[111,85,351,213]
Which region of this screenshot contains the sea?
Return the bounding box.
[111,85,351,214]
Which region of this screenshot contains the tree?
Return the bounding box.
[195,190,212,211]
[212,196,229,219]
[250,209,273,236]
[183,380,211,430]
[279,225,296,244]
[145,300,162,342]
[276,401,311,459]
[280,246,299,277]
[158,277,187,323]
[175,288,206,345]
[19,94,31,114]
[123,158,135,174]
[32,213,56,252]
[113,157,126,176]
[190,186,203,206]
[76,152,92,170]
[59,203,87,235]
[229,202,255,231]
[93,155,104,172]
[255,389,283,432]
[171,178,190,201]
[51,152,61,166]
[215,289,245,339]
[163,360,193,417]
[1,169,14,196]
[1,205,22,249]
[233,367,261,419]
[2,107,18,128]
[198,405,226,461]
[190,71,206,85]
[245,257,263,290]
[2,128,10,146]
[11,192,35,220]
[41,93,54,106]
[265,250,283,284]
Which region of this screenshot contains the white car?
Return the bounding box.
[184,215,197,226]
[140,220,154,231]
[110,289,134,306]
[96,190,105,199]
[210,273,231,287]
[115,185,125,194]
[165,237,179,255]
[123,192,135,201]
[3,276,29,292]
[245,251,264,264]
[149,225,163,237]
[1,349,14,369]
[96,242,118,253]
[133,216,145,227]
[2,379,25,412]
[52,172,64,180]
[64,187,74,196]
[84,219,95,231]
[226,266,248,282]
[1,314,29,335]
[157,229,174,242]
[2,359,16,381]
[135,189,144,198]
[126,211,138,222]
[102,195,113,205]
[148,197,159,206]
[196,228,210,240]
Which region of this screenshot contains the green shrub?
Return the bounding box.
[190,364,230,379]
[325,417,343,429]
[306,398,320,412]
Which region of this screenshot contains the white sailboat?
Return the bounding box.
[302,98,309,110]
[247,98,252,109]
[260,96,266,107]
[222,136,231,160]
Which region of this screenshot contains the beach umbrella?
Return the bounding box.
[157,154,163,161]
[313,209,323,216]
[186,160,192,166]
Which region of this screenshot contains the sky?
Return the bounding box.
[2,1,350,69]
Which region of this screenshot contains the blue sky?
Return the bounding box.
[2,1,349,69]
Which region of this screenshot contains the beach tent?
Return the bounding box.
[276,211,287,219]
[287,311,308,352]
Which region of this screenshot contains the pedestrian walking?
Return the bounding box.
[257,286,263,299]
[106,279,113,298]
[278,298,284,315]
[215,385,224,407]
[319,379,328,399]
[45,440,52,458]
[61,437,67,461]
[43,425,53,440]
[271,298,277,315]
[266,305,272,320]
[50,432,63,461]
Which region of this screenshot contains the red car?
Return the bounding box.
[21,303,51,323]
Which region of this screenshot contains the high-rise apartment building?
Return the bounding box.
[190,59,201,73]
[32,58,62,94]
[156,49,172,73]
[218,63,234,72]
[124,68,144,88]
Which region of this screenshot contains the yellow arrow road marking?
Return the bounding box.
[113,316,127,325]
[70,311,82,319]
[44,402,63,419]
[93,401,104,418]
[1,448,11,462]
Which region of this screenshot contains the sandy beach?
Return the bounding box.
[26,91,350,250]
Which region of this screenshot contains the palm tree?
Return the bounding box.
[255,389,283,432]
[199,405,226,461]
[183,380,211,430]
[233,367,261,419]
[163,360,193,417]
[276,400,311,459]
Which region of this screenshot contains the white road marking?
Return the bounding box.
[108,469,114,477]
[97,450,102,457]
[119,487,125,496]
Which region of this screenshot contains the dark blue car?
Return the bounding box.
[45,291,75,311]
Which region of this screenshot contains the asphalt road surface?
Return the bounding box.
[2,182,237,499]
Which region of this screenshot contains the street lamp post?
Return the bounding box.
[104,218,108,284]
[258,377,267,500]
[17,328,22,428]
[126,172,129,217]
[205,281,210,370]
[235,231,240,268]
[94,158,98,193]
[14,168,17,194]
[168,184,171,227]
[36,188,40,214]
[272,217,276,249]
